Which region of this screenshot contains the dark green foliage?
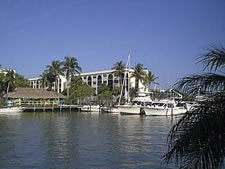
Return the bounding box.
[131,63,146,93]
[97,84,110,95]
[14,74,30,88]
[164,93,225,169]
[62,56,82,98]
[99,90,113,106]
[143,70,158,89]
[112,61,125,87]
[163,46,225,169]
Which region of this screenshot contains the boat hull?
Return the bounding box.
[118,105,141,115]
[0,107,24,114]
[101,107,120,114]
[144,107,187,116]
[81,105,100,112]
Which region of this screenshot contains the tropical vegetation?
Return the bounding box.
[163,46,225,169]
[0,67,29,106]
[65,76,95,105]
[112,61,125,87]
[143,71,158,90]
[131,63,146,92]
[62,56,82,98]
[41,56,81,95]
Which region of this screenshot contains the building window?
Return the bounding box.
[83,76,87,79]
[97,75,102,86]
[114,80,118,83]
[108,74,113,90]
[103,74,107,78]
[88,76,92,86]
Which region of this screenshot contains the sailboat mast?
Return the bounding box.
[127,54,131,103]
[118,54,130,105]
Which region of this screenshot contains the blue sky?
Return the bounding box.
[1,0,225,88]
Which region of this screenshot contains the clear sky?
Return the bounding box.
[1,0,225,88]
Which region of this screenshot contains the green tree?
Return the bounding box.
[46,60,64,93]
[4,70,16,100]
[131,63,146,93]
[40,71,50,89]
[69,76,83,90]
[143,71,158,90]
[62,56,82,98]
[163,46,225,169]
[70,84,95,105]
[112,86,121,96]
[97,83,110,95]
[99,90,113,106]
[112,61,125,87]
[14,74,30,88]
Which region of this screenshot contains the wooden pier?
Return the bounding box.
[23,105,82,112]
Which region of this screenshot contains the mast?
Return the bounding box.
[118,54,131,105]
[127,54,131,103]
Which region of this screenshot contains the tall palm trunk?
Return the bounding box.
[135,78,139,92]
[6,82,10,103]
[67,77,71,98]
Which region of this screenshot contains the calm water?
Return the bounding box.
[0,112,179,169]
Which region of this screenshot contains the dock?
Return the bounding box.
[23,105,82,112]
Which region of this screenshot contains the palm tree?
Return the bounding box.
[131,63,146,93]
[143,70,158,90]
[62,56,82,98]
[4,69,16,100]
[40,71,49,89]
[112,61,125,87]
[46,60,64,93]
[163,46,225,169]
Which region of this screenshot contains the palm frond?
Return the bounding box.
[163,93,225,169]
[198,46,225,71]
[176,73,225,95]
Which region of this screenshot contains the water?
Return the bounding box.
[0,112,179,169]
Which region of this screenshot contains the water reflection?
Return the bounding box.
[0,112,177,169]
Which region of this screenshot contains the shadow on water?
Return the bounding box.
[0,112,179,169]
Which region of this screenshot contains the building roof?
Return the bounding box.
[5,88,66,99]
[80,68,135,76]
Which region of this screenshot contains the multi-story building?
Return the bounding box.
[28,69,148,94]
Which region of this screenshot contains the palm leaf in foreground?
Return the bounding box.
[163,93,225,169]
[198,46,225,71]
[163,46,225,169]
[176,73,225,95]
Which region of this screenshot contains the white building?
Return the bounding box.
[28,69,148,94]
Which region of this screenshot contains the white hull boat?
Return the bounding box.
[101,107,120,114]
[144,107,187,116]
[144,100,188,116]
[81,105,100,112]
[118,105,142,115]
[0,107,24,114]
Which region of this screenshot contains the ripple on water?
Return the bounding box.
[0,112,177,169]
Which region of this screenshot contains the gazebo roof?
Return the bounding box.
[5,88,66,99]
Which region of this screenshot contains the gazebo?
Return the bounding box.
[5,88,66,106]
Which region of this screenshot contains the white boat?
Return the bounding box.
[101,107,120,114]
[118,93,152,115]
[0,107,24,114]
[80,105,100,112]
[144,99,187,116]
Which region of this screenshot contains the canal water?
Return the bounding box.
[0,112,179,169]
